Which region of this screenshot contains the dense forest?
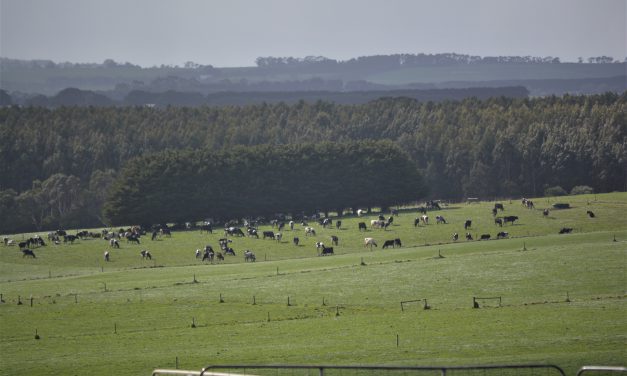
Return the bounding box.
[0,92,625,232]
[103,142,426,226]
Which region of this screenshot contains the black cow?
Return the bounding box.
[22,249,36,258]
[465,233,473,241]
[495,218,503,227]
[394,238,402,247]
[126,234,140,244]
[382,240,395,249]
[293,237,299,246]
[335,220,342,229]
[587,210,595,218]
[559,227,573,234]
[503,216,519,225]
[331,235,339,246]
[64,235,78,244]
[320,246,334,256]
[495,203,504,211]
[464,220,472,230]
[140,250,152,259]
[496,231,509,239]
[480,234,491,240]
[225,227,245,237]
[358,222,367,231]
[543,209,550,216]
[247,228,259,238]
[492,208,498,216]
[263,231,275,240]
[414,218,420,227]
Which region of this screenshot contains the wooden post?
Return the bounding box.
[114,323,117,334]
[287,296,291,306]
[424,299,430,310]
[175,356,179,369]
[322,297,326,306]
[219,293,224,303]
[396,334,399,347]
[267,312,270,322]
[35,329,40,340]
[276,266,279,275]
[0,293,3,303]
[400,302,404,311]
[17,295,22,305]
[253,295,256,305]
[191,317,196,328]
[473,297,479,308]
[566,292,571,302]
[30,297,33,307]
[49,269,51,278]
[75,294,78,304]
[193,274,197,283]
[336,306,340,316]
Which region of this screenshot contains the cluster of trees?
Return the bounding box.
[103,142,426,226]
[2,86,528,108]
[255,53,627,71]
[0,92,624,232]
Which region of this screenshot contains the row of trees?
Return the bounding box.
[103,142,426,226]
[0,92,624,232]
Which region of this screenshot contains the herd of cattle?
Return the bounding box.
[3,198,588,262]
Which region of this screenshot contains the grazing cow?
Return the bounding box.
[336,220,342,229]
[320,246,334,256]
[293,237,299,246]
[497,231,509,239]
[495,218,503,227]
[371,219,384,229]
[64,234,78,244]
[587,210,595,218]
[492,208,498,217]
[219,238,232,250]
[275,233,283,242]
[315,242,325,251]
[278,222,285,231]
[195,249,201,259]
[18,241,27,249]
[305,227,316,236]
[244,250,256,262]
[331,235,339,246]
[104,251,109,262]
[263,231,275,240]
[140,250,152,260]
[358,222,367,231]
[364,238,377,248]
[247,228,259,238]
[414,218,421,227]
[110,239,120,248]
[480,234,491,240]
[503,216,519,225]
[452,233,459,241]
[465,233,473,241]
[151,230,158,241]
[559,227,573,234]
[56,230,67,237]
[495,203,504,211]
[382,240,395,249]
[224,247,236,256]
[543,209,550,216]
[394,238,402,247]
[464,220,472,230]
[289,221,294,230]
[522,198,534,209]
[216,252,224,262]
[22,249,36,258]
[421,215,429,225]
[225,227,245,237]
[436,215,447,224]
[126,234,140,244]
[202,249,214,262]
[322,218,332,228]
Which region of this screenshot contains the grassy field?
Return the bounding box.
[0,193,625,376]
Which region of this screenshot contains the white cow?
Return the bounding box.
[364,238,378,248]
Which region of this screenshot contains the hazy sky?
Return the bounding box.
[1,0,625,67]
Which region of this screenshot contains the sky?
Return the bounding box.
[1,0,625,67]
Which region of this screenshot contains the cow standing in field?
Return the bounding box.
[452,233,459,241]
[503,216,519,225]
[465,233,473,241]
[364,238,377,249]
[464,220,472,230]
[336,220,342,229]
[436,215,447,224]
[587,210,595,218]
[495,218,503,227]
[480,234,491,240]
[320,246,334,256]
[140,250,152,260]
[497,232,509,239]
[22,249,36,258]
[331,235,339,246]
[104,251,110,262]
[293,237,299,246]
[358,222,367,231]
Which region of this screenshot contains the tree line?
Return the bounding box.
[0,92,624,232]
[103,141,426,226]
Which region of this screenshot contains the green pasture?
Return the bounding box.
[0,193,625,376]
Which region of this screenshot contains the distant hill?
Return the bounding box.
[1,54,625,100]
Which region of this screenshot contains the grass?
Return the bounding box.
[0,193,625,376]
